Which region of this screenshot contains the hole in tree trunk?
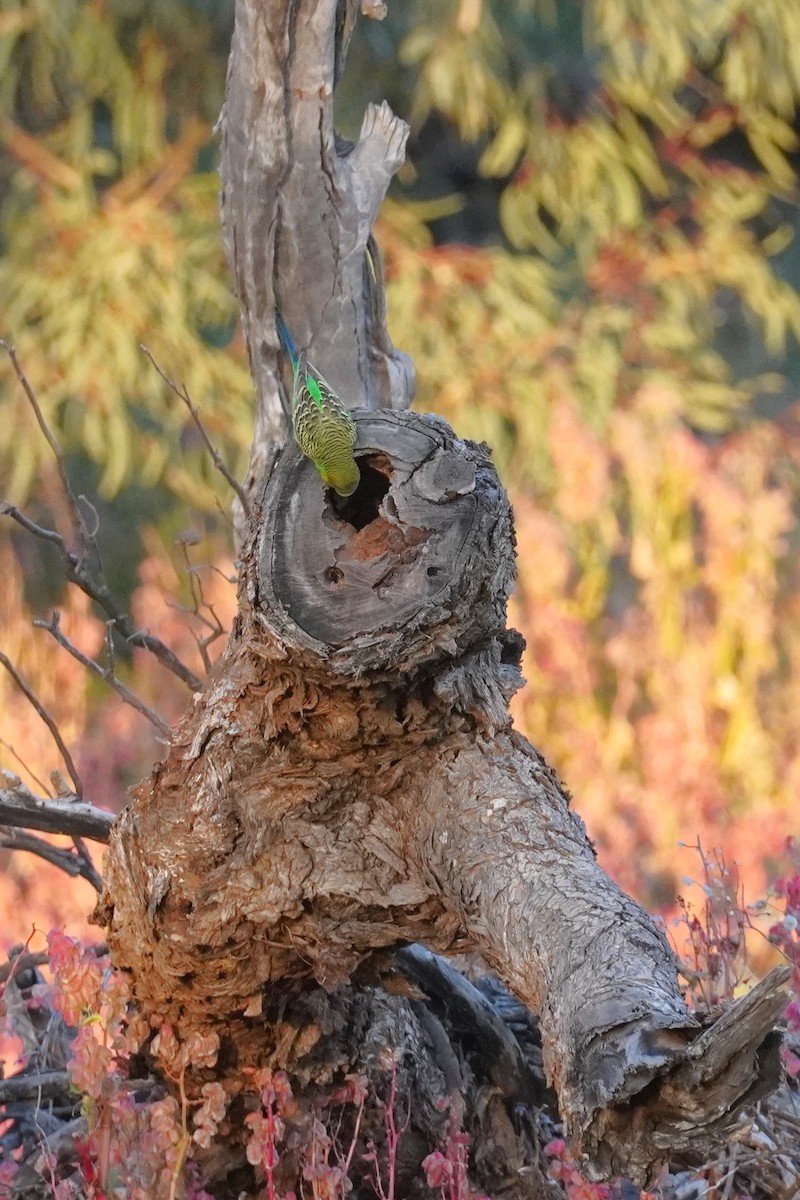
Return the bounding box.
[330,459,391,530]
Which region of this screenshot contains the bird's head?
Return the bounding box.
[322,460,361,498]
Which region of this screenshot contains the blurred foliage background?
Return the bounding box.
[2,0,800,938]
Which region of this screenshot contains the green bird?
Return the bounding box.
[276,314,360,498]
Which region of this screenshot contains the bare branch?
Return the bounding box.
[0,656,109,872]
[0,650,83,798]
[0,738,54,797]
[1,499,203,692]
[66,811,105,886]
[0,1071,72,1104]
[35,612,173,741]
[104,620,117,675]
[0,942,108,986]
[0,774,114,841]
[0,950,49,984]
[0,1071,158,1108]
[27,1119,86,1175]
[69,834,103,890]
[1,506,203,696]
[172,540,227,674]
[0,500,62,545]
[77,494,101,541]
[141,344,251,517]
[0,827,103,891]
[1,347,151,720]
[1,339,84,549]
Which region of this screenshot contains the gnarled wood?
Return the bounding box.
[259,411,514,675]
[101,412,788,1187]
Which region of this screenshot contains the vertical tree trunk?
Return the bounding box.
[218,0,414,514]
[97,2,789,1196]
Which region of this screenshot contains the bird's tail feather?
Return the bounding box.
[275,312,298,363]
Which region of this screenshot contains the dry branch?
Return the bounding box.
[35,612,172,740]
[0,343,203,693]
[0,776,114,842]
[218,0,414,512]
[1,829,103,891]
[0,340,81,538]
[0,650,83,798]
[0,1072,72,1105]
[140,344,251,518]
[0,499,203,693]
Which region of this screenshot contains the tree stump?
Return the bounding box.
[100,412,789,1188]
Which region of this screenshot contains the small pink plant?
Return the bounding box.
[243,1067,297,1200]
[363,1058,410,1200]
[543,1139,612,1200]
[0,929,232,1198]
[673,843,749,1009]
[421,1095,490,1200]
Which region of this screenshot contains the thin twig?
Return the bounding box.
[35,611,172,740]
[4,344,109,594]
[0,828,103,891]
[0,500,61,544]
[0,339,83,549]
[104,620,116,675]
[1,500,203,693]
[5,1070,159,1107]
[172,541,226,673]
[0,942,108,986]
[0,774,114,841]
[29,1117,87,1171]
[0,737,53,797]
[0,650,83,799]
[141,344,251,517]
[70,833,102,888]
[719,1145,740,1200]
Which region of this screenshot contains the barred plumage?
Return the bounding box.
[276,315,360,498]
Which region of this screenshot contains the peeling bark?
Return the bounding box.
[101,413,788,1189]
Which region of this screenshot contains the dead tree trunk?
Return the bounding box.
[217,0,414,516]
[98,1,788,1196]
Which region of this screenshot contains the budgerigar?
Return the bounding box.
[276,314,360,498]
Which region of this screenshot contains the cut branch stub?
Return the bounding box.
[582,965,791,1181]
[256,410,518,676]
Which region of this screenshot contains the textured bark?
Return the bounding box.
[0,785,114,841]
[101,414,788,1189]
[95,0,789,1195]
[218,0,414,512]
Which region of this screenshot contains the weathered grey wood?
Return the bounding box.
[258,411,512,674]
[394,944,548,1108]
[218,0,414,511]
[584,966,790,1179]
[0,782,114,842]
